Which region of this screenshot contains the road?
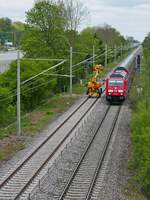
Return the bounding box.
[0,50,23,73]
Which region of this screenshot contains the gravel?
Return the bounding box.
[28,97,108,199]
[0,96,132,200]
[96,101,132,200]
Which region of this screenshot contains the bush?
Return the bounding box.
[130,49,150,198]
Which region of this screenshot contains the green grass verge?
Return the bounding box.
[0,94,77,139]
[128,48,150,199]
[0,94,77,161]
[124,182,148,200]
[0,139,25,160]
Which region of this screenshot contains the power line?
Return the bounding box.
[21,59,67,85]
[21,78,58,94]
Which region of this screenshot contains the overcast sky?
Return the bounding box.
[0,0,150,42]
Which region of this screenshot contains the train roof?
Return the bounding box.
[107,77,125,81]
[119,46,142,69]
[110,73,125,78]
[114,67,128,73]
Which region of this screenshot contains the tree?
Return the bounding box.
[12,21,25,32]
[95,24,126,46]
[0,18,13,45]
[143,33,150,50]
[62,0,88,31]
[0,18,12,32]
[60,0,89,46]
[21,0,68,58]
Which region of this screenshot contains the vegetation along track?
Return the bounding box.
[59,105,121,200]
[0,97,101,200]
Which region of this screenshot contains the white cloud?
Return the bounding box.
[0,0,150,41]
[0,0,34,21]
[94,0,150,7]
[81,0,150,41]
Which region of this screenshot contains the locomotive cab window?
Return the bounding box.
[108,80,123,86]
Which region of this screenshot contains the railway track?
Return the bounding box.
[0,97,100,200]
[58,105,121,200]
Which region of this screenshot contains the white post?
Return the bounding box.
[93,45,95,66]
[70,47,73,96]
[114,45,117,61]
[121,43,123,57]
[17,50,21,136]
[105,44,108,67]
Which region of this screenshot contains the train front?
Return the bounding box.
[106,78,127,102]
[105,46,142,104]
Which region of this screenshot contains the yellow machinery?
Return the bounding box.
[87,64,104,97]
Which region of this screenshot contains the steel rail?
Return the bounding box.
[58,105,111,200]
[14,98,99,200]
[0,97,89,189]
[85,106,121,200]
[0,97,102,200]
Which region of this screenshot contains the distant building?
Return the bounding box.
[4,42,13,48]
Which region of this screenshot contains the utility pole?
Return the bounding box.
[105,44,108,67]
[121,43,123,57]
[114,45,117,62]
[17,50,21,136]
[93,45,95,66]
[70,46,73,96]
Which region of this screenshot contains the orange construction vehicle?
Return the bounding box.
[87,64,104,97]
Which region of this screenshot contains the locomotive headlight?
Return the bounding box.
[118,90,123,93]
[108,90,113,92]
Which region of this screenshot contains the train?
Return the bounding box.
[105,46,142,103]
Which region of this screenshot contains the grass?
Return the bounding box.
[124,182,149,200]
[0,94,77,161]
[127,48,150,199]
[22,94,77,136]
[0,94,77,138]
[0,139,25,161]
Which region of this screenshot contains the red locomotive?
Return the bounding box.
[106,47,142,103]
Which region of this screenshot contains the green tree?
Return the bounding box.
[21,0,68,58]
[0,18,12,32]
[95,24,126,46]
[0,18,13,45]
[143,33,150,50]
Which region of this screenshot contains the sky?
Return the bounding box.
[0,0,150,42]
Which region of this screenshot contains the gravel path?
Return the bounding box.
[96,102,132,200]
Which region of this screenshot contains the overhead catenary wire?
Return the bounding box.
[71,50,107,69]
[43,73,75,77]
[21,78,58,94]
[65,50,90,55]
[0,45,124,101]
[20,67,65,89]
[21,59,67,85]
[0,78,57,102]
[21,58,65,61]
[0,93,17,102]
[0,65,66,98]
[73,49,112,70]
[0,67,67,102]
[72,55,96,69]
[0,48,114,98]
[0,69,72,103]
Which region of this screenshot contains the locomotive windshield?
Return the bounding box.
[108,80,123,86]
